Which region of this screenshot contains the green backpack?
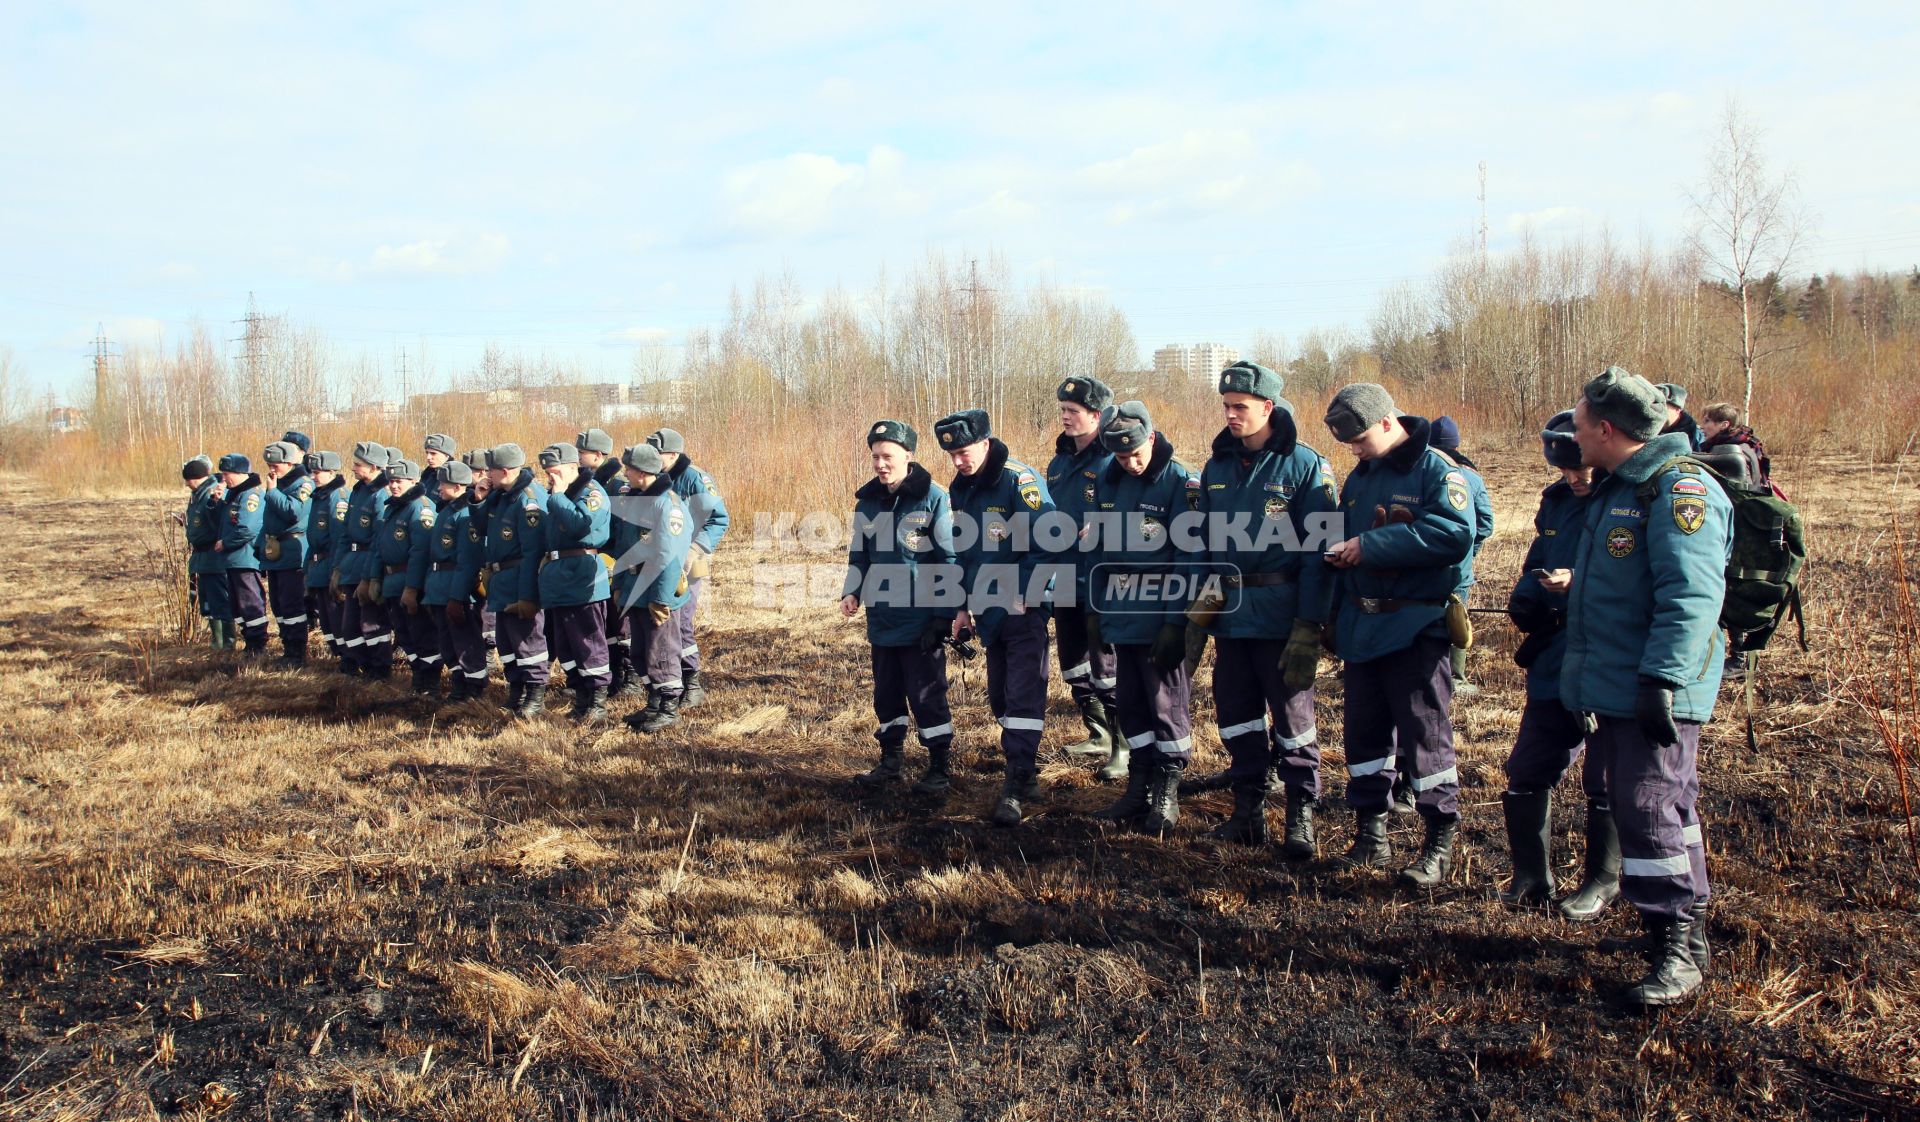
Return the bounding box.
[1637,455,1806,653]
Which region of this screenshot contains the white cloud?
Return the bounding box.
[720,145,922,239]
[1081,129,1260,193]
[1078,131,1318,225]
[367,233,510,276]
[1504,206,1600,235]
[603,325,674,346]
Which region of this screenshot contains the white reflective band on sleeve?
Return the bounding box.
[1219,717,1269,740]
[1622,854,1692,878]
[917,723,954,740]
[580,664,609,678]
[1347,756,1393,778]
[1412,766,1458,792]
[1155,736,1194,754]
[1060,661,1091,682]
[1125,730,1156,749]
[876,716,910,732]
[1090,676,1117,689]
[1681,823,1704,847]
[999,717,1047,732]
[1274,726,1318,751]
[279,614,308,625]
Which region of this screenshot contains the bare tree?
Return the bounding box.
[1687,100,1808,420]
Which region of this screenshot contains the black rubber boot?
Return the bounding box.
[910,743,952,796]
[569,685,609,725]
[1062,696,1114,758]
[1092,751,1151,826]
[630,690,681,733]
[280,640,307,668]
[989,769,1040,827]
[1558,800,1622,923]
[1282,786,1317,860]
[1139,759,1185,834]
[1400,814,1460,888]
[444,675,472,704]
[1602,907,1712,974]
[1499,789,1557,908]
[1095,738,1130,783]
[1391,767,1416,816]
[1209,783,1269,846]
[513,683,547,719]
[680,669,706,709]
[500,682,524,715]
[1344,810,1393,868]
[609,662,644,700]
[1623,918,1705,1007]
[856,745,907,788]
[412,664,441,699]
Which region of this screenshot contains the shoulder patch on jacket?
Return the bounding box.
[1019,482,1043,511]
[1444,472,1469,512]
[296,481,313,502]
[1672,497,1706,535]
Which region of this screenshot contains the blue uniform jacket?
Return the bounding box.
[336,477,389,585]
[1046,433,1114,598]
[1196,410,1339,639]
[1437,454,1495,594]
[219,474,266,571]
[185,479,228,577]
[1507,478,1591,701]
[665,455,729,557]
[1090,433,1193,644]
[593,458,628,498]
[609,473,693,613]
[540,473,612,607]
[423,497,473,607]
[1560,434,1733,722]
[482,469,548,610]
[844,462,958,648]
[304,478,346,590]
[375,486,434,601]
[947,438,1056,645]
[261,467,313,572]
[1329,417,1475,663]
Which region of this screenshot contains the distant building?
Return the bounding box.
[46,406,87,434]
[1154,343,1241,385]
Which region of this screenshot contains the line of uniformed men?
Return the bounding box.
[179,427,728,729]
[839,363,1732,1007]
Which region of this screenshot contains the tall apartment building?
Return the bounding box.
[1153,342,1241,384]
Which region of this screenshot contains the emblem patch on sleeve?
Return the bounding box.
[1444,472,1469,512]
[1671,497,1706,535]
[244,494,261,513]
[1606,526,1636,557]
[1020,483,1043,511]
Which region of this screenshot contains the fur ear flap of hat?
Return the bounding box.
[441,459,475,486]
[217,452,252,474]
[538,443,579,468]
[487,443,527,470]
[1582,366,1666,442]
[280,430,312,452]
[867,419,918,451]
[306,450,344,472]
[1540,410,1583,468]
[646,428,686,454]
[387,458,421,481]
[1216,361,1285,402]
[1100,400,1153,453]
[575,428,615,454]
[1056,376,1114,413]
[933,408,992,450]
[622,444,664,473]
[1324,383,1397,443]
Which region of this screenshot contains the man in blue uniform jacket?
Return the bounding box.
[1564,366,1732,1007]
[302,451,346,661]
[1045,376,1123,778]
[539,442,615,725]
[216,452,271,657]
[1322,384,1474,887]
[376,459,437,695]
[425,460,489,703]
[938,408,1060,827]
[260,441,314,664]
[483,443,550,719]
[180,455,232,652]
[614,444,697,733]
[647,428,729,708]
[841,420,959,795]
[335,442,393,678]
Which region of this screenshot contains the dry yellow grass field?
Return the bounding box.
[1,445,1916,1121]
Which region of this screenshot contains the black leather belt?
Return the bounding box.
[488,558,520,573]
[1226,572,1294,589]
[430,561,459,572]
[1348,595,1443,615]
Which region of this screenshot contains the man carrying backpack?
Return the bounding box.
[1562,367,1732,1007]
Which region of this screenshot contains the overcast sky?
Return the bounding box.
[3,0,1916,401]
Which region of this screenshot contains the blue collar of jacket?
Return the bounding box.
[275,466,308,490]
[1053,431,1105,464]
[193,477,218,498]
[1210,407,1299,461]
[667,454,698,485]
[314,476,344,498]
[635,471,675,498]
[390,483,425,508]
[565,471,595,500]
[1610,432,1695,485]
[949,438,1010,498]
[1350,415,1433,477]
[229,473,263,497]
[353,475,387,493]
[593,458,623,487]
[500,467,535,500]
[856,461,932,504]
[1102,432,1176,485]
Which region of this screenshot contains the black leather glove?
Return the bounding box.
[1513,630,1555,670]
[1635,675,1680,745]
[1151,623,1186,672]
[920,619,947,653]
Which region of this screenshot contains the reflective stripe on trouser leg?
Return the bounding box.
[870,644,912,748]
[551,601,612,687]
[1112,643,1192,764]
[1504,695,1588,793]
[496,609,548,687]
[359,598,393,671]
[1345,636,1456,817]
[1596,715,1702,923]
[1214,636,1320,795]
[228,570,269,646]
[902,641,953,747]
[433,604,489,684]
[638,605,683,695]
[986,610,1050,772]
[267,570,309,651]
[1053,604,1117,707]
[677,577,705,673]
